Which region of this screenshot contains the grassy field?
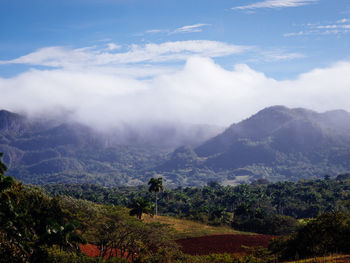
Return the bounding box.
[142,214,252,239]
[285,255,350,263]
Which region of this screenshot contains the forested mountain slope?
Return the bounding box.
[157,106,350,185]
[2,106,350,186]
[0,109,220,185]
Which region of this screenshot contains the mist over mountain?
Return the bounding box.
[0,109,222,185]
[1,106,350,186]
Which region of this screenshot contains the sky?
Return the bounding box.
[0,0,350,128]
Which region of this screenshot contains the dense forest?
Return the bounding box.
[45,174,350,235]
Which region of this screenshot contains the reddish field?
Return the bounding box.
[176,234,274,255]
[81,234,274,259]
[80,244,131,261]
[80,244,101,258]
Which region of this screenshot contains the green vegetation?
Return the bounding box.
[270,212,350,261]
[2,151,350,262]
[142,249,275,263]
[45,175,350,235]
[0,154,87,262]
[129,197,153,219]
[0,153,176,263]
[148,177,164,216]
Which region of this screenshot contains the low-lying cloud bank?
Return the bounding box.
[1,56,350,129]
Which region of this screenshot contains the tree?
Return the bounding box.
[0,153,7,175]
[148,177,164,216]
[270,212,350,261]
[129,197,152,219]
[0,153,13,193]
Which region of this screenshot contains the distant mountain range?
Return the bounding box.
[0,109,221,185]
[1,106,350,186]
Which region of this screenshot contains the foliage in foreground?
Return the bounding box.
[0,152,176,263]
[3,151,350,262]
[270,211,350,261]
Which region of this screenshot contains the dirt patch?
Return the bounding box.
[176,234,274,255]
[80,244,130,261]
[80,244,100,257]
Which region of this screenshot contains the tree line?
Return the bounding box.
[45,175,350,235]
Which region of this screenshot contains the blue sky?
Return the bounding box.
[0,0,350,126]
[1,0,349,78]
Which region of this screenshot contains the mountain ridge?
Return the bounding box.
[0,109,221,186]
[155,106,350,185]
[1,106,350,186]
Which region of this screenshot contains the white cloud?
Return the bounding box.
[145,24,210,35]
[337,18,350,24]
[1,57,350,129]
[283,31,306,37]
[172,24,210,34]
[284,19,350,37]
[106,43,122,51]
[261,50,305,61]
[0,41,248,69]
[145,29,169,34]
[233,0,317,10]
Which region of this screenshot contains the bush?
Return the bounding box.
[270,212,350,261]
[233,214,299,235]
[42,247,103,263]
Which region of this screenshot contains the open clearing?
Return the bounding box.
[142,214,250,239]
[175,234,274,255]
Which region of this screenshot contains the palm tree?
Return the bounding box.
[129,197,152,219]
[148,177,164,216]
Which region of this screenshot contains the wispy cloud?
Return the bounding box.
[244,48,305,63]
[0,41,248,69]
[145,24,210,35]
[233,0,317,10]
[337,18,350,24]
[145,29,169,34]
[172,24,210,34]
[284,18,350,37]
[261,50,305,61]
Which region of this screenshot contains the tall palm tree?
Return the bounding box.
[148,177,164,216]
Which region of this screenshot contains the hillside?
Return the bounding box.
[0,109,221,185]
[2,106,350,186]
[157,106,350,184]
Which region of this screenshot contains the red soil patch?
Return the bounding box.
[176,234,274,255]
[80,244,131,261]
[80,244,100,257]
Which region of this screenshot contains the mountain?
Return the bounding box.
[156,106,350,185]
[2,106,350,187]
[0,109,221,186]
